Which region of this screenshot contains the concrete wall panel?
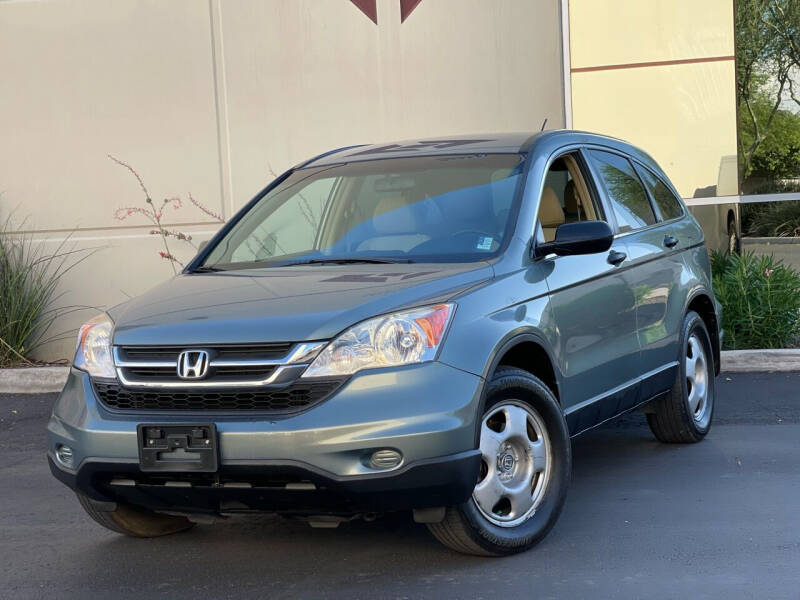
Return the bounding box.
[0,0,565,360]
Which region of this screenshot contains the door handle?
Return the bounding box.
[664,235,679,248]
[607,250,627,266]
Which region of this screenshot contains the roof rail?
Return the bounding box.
[295,144,366,168]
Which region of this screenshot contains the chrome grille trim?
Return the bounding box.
[111,342,326,388]
[112,342,326,369]
[116,364,306,388]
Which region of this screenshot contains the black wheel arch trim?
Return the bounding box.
[684,288,721,376]
[473,331,563,445]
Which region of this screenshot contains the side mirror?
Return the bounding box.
[533,221,613,258]
[198,240,209,252]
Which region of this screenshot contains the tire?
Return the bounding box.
[427,367,571,556]
[77,493,194,537]
[647,311,715,443]
[727,219,740,255]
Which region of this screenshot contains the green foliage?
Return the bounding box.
[711,250,800,349]
[738,92,800,181]
[744,179,800,195]
[0,213,89,366]
[743,200,800,237]
[735,0,800,184]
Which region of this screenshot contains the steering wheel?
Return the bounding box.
[451,229,494,240]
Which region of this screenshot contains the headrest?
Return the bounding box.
[539,187,565,227]
[372,195,416,234]
[434,183,494,223]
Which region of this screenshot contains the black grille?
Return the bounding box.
[123,365,276,381]
[119,343,294,363]
[93,379,344,412]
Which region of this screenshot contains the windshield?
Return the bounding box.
[202,154,526,268]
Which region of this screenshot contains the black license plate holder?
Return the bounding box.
[137,423,218,472]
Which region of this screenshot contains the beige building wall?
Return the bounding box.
[567,0,738,199]
[0,0,566,360]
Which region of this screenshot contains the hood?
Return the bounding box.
[110,263,493,346]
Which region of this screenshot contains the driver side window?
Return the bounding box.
[537,153,604,242]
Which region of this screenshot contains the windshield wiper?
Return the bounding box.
[275,257,413,267]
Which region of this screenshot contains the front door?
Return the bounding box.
[537,151,640,433]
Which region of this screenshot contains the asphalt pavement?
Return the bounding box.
[1,372,799,600]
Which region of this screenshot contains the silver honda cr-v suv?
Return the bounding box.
[48,131,721,555]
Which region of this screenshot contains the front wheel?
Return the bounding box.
[427,367,571,556]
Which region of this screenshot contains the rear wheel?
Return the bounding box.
[77,493,194,537]
[647,311,715,443]
[727,218,740,255]
[427,367,570,556]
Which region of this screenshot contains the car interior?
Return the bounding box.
[317,157,524,256]
[538,154,602,241]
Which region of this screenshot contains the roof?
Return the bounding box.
[301,132,539,167]
[299,130,662,177]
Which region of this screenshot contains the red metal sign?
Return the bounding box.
[349,0,423,24]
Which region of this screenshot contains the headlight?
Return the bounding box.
[73,314,115,378]
[302,303,454,378]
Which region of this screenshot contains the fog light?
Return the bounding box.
[369,449,402,469]
[55,444,74,468]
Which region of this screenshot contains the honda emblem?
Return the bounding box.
[176,350,210,380]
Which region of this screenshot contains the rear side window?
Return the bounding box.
[635,165,684,221]
[586,149,656,232]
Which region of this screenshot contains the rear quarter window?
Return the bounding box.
[635,165,684,221]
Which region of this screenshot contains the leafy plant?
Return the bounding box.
[738,92,800,183]
[109,155,224,273]
[0,213,91,366]
[736,0,794,179]
[743,200,800,237]
[711,250,800,349]
[736,1,800,189]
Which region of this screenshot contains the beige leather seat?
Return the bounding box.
[539,186,565,241]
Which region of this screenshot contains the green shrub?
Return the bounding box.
[0,213,89,366]
[743,200,800,238]
[711,250,800,349]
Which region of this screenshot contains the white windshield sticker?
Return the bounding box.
[476,236,494,251]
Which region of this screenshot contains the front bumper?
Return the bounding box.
[47,362,483,514]
[48,450,480,514]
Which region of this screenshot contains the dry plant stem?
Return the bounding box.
[109,155,223,272]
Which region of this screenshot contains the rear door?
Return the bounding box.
[585,149,686,404]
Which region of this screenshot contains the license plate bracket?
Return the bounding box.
[137,423,218,472]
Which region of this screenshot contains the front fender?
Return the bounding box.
[437,262,561,436]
